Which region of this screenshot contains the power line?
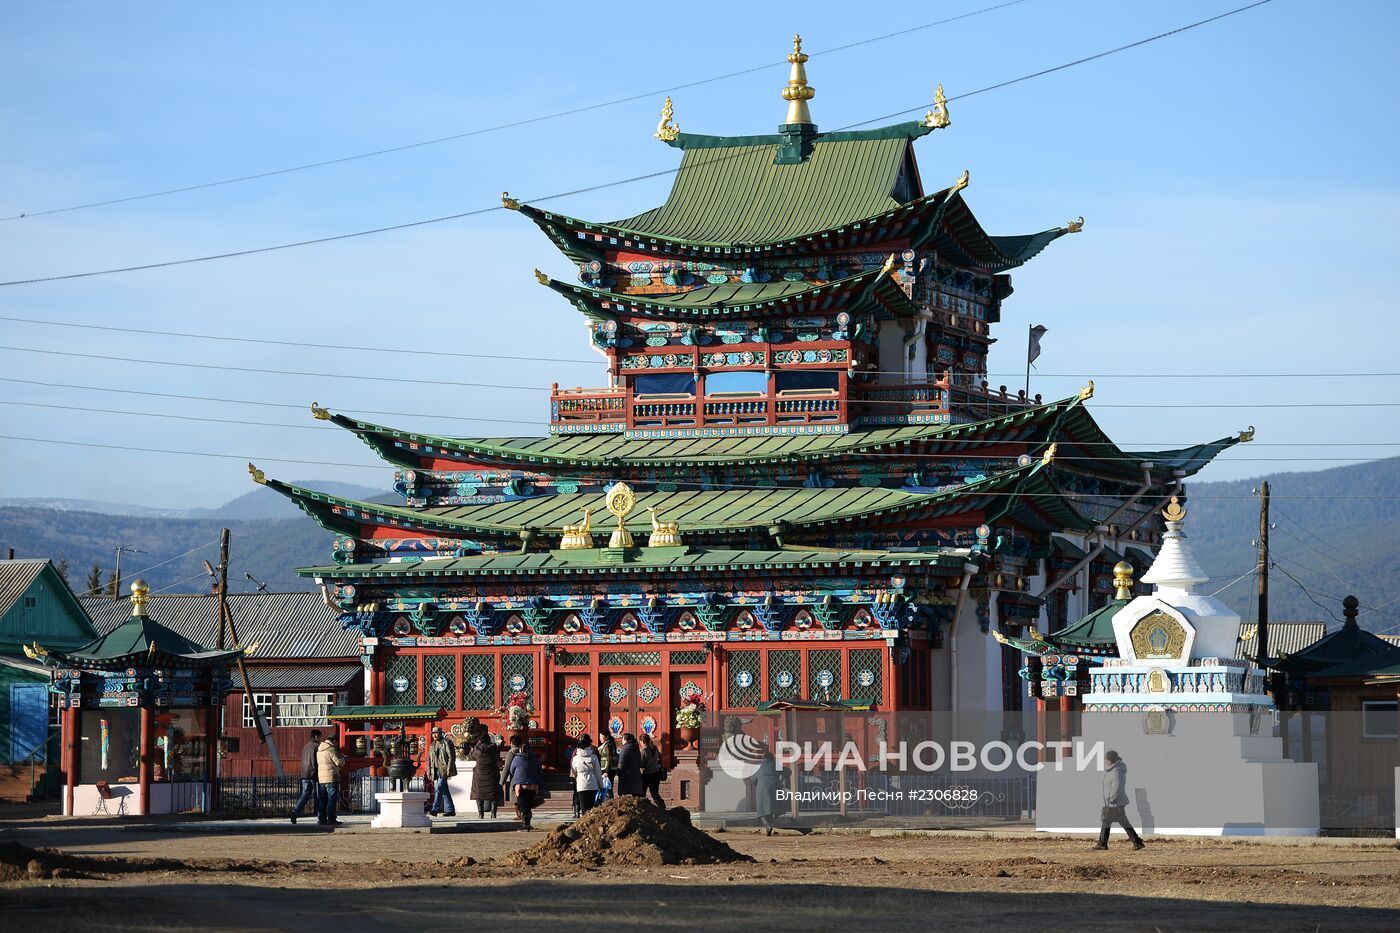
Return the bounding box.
[4,433,1400,498]
[9,344,1400,407]
[0,2,1277,287]
[124,537,222,578]
[4,309,1398,380]
[0,0,1033,223]
[1269,560,1343,625]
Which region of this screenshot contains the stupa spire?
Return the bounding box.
[781,34,815,125]
[1140,496,1210,594]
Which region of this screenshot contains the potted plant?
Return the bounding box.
[496,690,534,740]
[675,688,706,747]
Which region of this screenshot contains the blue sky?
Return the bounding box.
[1,0,1396,509]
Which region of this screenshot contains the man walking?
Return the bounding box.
[290,729,323,824]
[316,732,347,826]
[1094,750,1144,850]
[427,726,458,817]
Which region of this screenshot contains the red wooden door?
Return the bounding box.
[601,673,665,742]
[555,672,594,767]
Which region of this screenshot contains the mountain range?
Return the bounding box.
[2,461,1396,635]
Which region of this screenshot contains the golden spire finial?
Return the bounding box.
[533,268,550,285]
[130,578,150,616]
[781,33,815,125]
[1112,561,1134,600]
[247,462,266,485]
[924,84,950,129]
[655,96,680,142]
[1065,216,1085,233]
[501,191,521,211]
[310,402,330,421]
[1163,495,1187,524]
[951,169,970,192]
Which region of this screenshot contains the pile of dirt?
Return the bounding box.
[508,797,754,867]
[0,841,93,881]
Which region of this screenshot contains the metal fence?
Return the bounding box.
[881,774,1036,821]
[215,773,428,817]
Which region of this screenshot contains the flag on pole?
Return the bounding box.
[1027,325,1048,365]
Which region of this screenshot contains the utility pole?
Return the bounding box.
[215,527,283,776]
[112,544,146,598]
[1255,481,1270,664]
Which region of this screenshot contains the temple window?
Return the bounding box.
[1361,700,1398,739]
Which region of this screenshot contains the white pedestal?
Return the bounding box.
[372,791,431,828]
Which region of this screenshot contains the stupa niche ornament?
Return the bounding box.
[605,482,637,549]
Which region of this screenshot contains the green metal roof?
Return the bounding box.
[259,455,1076,542]
[56,610,244,668]
[298,546,968,580]
[329,705,442,721]
[543,264,919,321]
[329,393,1087,470]
[1051,598,1128,650]
[616,134,916,245]
[1310,645,1400,680]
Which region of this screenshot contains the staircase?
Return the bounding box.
[0,762,55,803]
[532,772,578,814]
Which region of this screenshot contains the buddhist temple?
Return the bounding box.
[251,38,1249,794]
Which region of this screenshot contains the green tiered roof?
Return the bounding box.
[38,583,244,670]
[541,263,920,321]
[256,454,1093,544]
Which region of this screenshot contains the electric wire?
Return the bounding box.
[0,0,1034,222]
[123,537,222,578]
[0,1,1278,287]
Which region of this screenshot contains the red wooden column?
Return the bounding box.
[205,704,220,813]
[138,706,154,815]
[62,705,78,816]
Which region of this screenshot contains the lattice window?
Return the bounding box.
[461,654,494,710]
[769,650,800,701]
[276,692,333,727]
[848,648,882,704]
[502,654,534,704]
[727,650,761,708]
[423,655,456,709]
[555,651,591,667]
[669,650,707,665]
[386,655,417,705]
[808,648,842,700]
[242,692,274,728]
[598,651,661,666]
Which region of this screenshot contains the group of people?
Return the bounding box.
[290,729,347,825]
[431,727,545,829]
[565,731,666,816]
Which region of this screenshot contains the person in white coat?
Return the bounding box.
[570,733,603,817]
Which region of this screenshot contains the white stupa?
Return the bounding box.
[1037,496,1320,836]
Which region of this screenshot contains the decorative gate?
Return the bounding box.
[600,673,665,742]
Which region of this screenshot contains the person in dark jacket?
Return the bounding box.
[615,732,644,797]
[469,733,503,819]
[501,734,519,805]
[754,746,781,835]
[639,734,665,807]
[1094,750,1145,850]
[427,727,458,817]
[599,733,618,798]
[290,729,323,824]
[506,740,543,830]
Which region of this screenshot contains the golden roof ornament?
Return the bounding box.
[533,268,550,285]
[1163,495,1187,524]
[501,191,521,211]
[605,481,637,549]
[952,169,970,192]
[880,252,898,276]
[1238,425,1256,443]
[310,402,330,421]
[560,507,595,550]
[924,84,950,129]
[646,506,683,548]
[22,641,49,663]
[1065,216,1085,233]
[1112,561,1135,600]
[781,34,816,125]
[654,96,680,142]
[1041,442,1057,465]
[247,462,266,485]
[1078,380,1095,400]
[130,578,150,616]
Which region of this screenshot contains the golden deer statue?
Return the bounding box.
[646,506,683,548]
[560,507,594,549]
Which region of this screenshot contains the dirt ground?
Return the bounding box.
[3,811,1399,931]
